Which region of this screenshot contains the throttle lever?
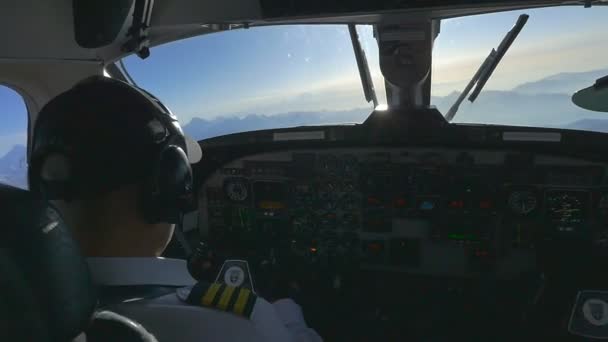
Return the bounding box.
[187,241,216,282]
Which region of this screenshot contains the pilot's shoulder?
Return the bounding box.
[177,282,258,319]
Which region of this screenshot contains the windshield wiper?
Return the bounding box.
[348,24,378,108]
[445,14,529,122]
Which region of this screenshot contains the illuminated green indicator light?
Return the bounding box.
[447,233,478,240]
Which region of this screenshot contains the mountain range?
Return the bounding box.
[183,108,371,141]
[512,68,608,96]
[3,68,608,189]
[0,145,27,189]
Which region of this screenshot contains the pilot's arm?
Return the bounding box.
[188,253,322,341]
[249,296,302,341]
[179,282,322,342]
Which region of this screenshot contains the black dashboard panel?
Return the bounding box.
[190,113,608,340]
[199,147,608,279]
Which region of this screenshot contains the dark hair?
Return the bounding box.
[29,76,168,198]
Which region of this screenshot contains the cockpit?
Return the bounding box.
[191,115,608,340]
[3,1,608,341]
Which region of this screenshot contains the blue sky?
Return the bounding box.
[124,25,377,119]
[0,87,27,155]
[1,5,608,156]
[122,5,608,123]
[433,6,608,93]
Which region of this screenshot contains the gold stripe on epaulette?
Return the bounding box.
[217,286,236,310]
[233,288,251,315]
[202,283,221,307]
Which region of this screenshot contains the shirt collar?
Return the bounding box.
[87,257,196,287]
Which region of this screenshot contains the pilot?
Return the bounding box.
[28,76,321,342]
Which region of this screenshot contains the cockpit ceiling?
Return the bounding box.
[0,0,603,65]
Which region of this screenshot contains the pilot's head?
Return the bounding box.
[28,76,201,257]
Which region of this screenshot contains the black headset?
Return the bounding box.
[29,77,195,224]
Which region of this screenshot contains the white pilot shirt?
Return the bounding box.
[87,257,322,342]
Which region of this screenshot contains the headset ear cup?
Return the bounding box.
[142,145,193,224]
[30,153,73,200]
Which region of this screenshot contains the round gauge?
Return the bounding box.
[224,179,248,202]
[319,154,339,173]
[322,181,339,192]
[343,181,356,192]
[341,193,359,211]
[508,191,538,215]
[323,200,338,211]
[342,155,358,175]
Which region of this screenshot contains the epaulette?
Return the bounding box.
[182,282,257,319]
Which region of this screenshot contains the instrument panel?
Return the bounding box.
[199,148,608,279]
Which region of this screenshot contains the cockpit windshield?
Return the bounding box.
[124,6,608,139]
[123,25,385,141]
[433,6,608,130]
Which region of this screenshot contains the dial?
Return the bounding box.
[546,190,587,232]
[508,191,538,215]
[343,181,356,192]
[225,179,248,202]
[319,154,339,174]
[321,180,340,193]
[341,193,360,211]
[342,154,359,177]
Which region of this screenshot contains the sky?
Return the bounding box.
[120,5,608,124]
[432,6,608,95]
[1,5,608,157]
[0,87,27,155]
[123,25,380,120]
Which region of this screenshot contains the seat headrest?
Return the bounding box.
[0,184,96,341]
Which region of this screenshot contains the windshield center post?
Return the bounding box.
[376,19,440,111]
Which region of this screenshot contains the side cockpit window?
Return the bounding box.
[0,85,28,189]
